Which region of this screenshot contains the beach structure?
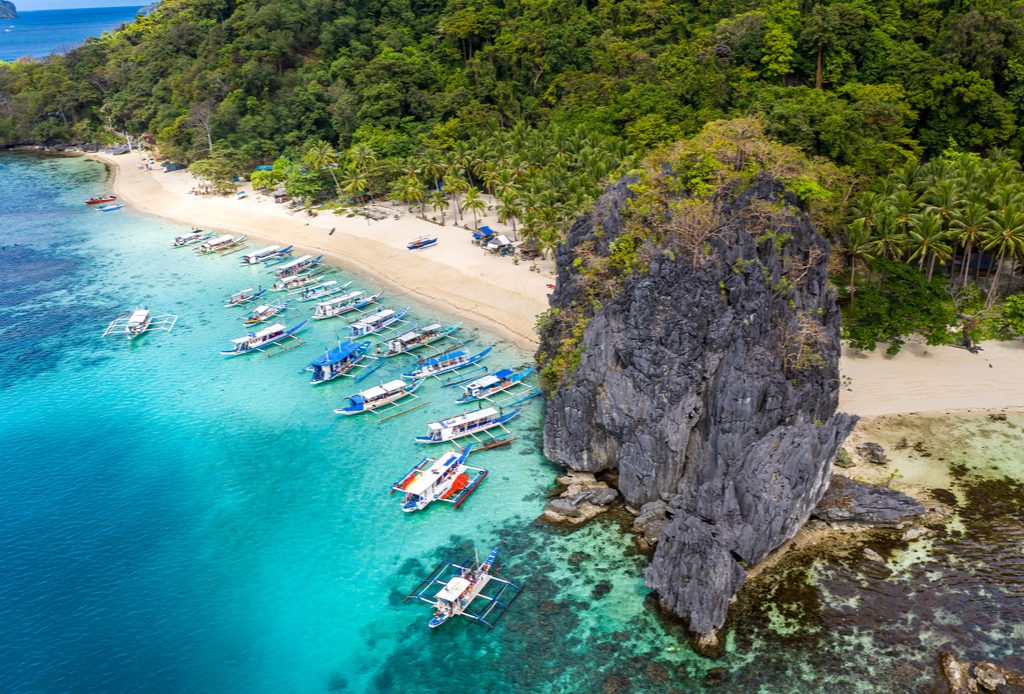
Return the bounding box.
[270,267,331,292]
[220,320,306,356]
[348,307,409,338]
[404,547,523,629]
[486,234,514,255]
[242,301,289,325]
[375,323,459,358]
[224,287,266,307]
[102,308,177,339]
[415,406,521,444]
[308,340,371,384]
[334,378,423,415]
[390,445,487,512]
[273,254,323,278]
[172,230,215,247]
[402,347,492,381]
[311,290,381,320]
[455,367,540,406]
[407,236,437,250]
[471,226,495,246]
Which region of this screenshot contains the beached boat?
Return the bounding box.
[102,308,177,339]
[224,287,266,307]
[196,234,239,255]
[311,290,381,320]
[97,203,124,212]
[404,546,523,629]
[270,268,330,292]
[335,378,422,415]
[85,195,116,205]
[242,301,289,325]
[348,307,408,338]
[171,230,215,247]
[407,236,437,250]
[415,406,521,444]
[240,244,292,265]
[390,445,487,512]
[403,347,492,380]
[220,320,306,356]
[297,279,349,302]
[455,367,534,403]
[376,323,459,358]
[308,340,371,384]
[273,254,323,278]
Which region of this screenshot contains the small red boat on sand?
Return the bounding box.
[85,195,116,205]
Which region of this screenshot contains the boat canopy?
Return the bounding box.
[128,309,150,324]
[251,305,270,313]
[244,245,279,259]
[468,374,502,389]
[358,379,407,400]
[420,350,465,367]
[352,308,395,328]
[435,577,470,602]
[487,234,512,248]
[232,323,285,343]
[277,254,312,271]
[207,234,234,246]
[404,455,459,496]
[319,291,362,307]
[473,225,496,239]
[428,407,498,431]
[310,341,365,366]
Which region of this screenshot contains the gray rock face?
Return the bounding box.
[0,2,15,20]
[812,475,925,525]
[539,175,856,639]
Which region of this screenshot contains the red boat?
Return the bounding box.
[85,195,117,205]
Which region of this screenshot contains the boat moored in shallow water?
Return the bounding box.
[172,229,215,247]
[97,203,124,212]
[297,279,350,302]
[220,320,306,356]
[376,323,459,357]
[455,367,537,403]
[102,308,177,339]
[311,290,381,320]
[85,195,116,205]
[390,445,488,512]
[403,347,491,380]
[197,234,243,255]
[241,245,292,265]
[273,254,323,278]
[308,340,371,384]
[224,287,266,307]
[335,378,422,415]
[348,307,408,338]
[242,301,289,325]
[415,406,521,444]
[270,267,330,292]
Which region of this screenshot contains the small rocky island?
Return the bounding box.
[538,119,857,653]
[0,1,17,20]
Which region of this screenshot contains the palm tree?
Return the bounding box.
[446,174,469,223]
[305,140,342,199]
[429,190,449,224]
[952,201,989,287]
[907,212,952,281]
[843,219,877,310]
[496,191,521,239]
[340,165,368,202]
[462,186,487,229]
[421,152,447,195]
[392,174,424,214]
[982,202,1024,307]
[869,209,906,261]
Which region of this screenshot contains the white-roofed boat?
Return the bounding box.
[376,323,459,358]
[404,546,523,629]
[390,445,487,512]
[415,406,521,444]
[241,245,291,265]
[224,287,266,307]
[273,254,323,278]
[172,230,215,247]
[311,290,381,320]
[102,308,177,339]
[456,367,536,403]
[403,347,491,380]
[335,379,422,415]
[348,307,409,337]
[242,301,290,325]
[270,267,330,292]
[297,279,349,302]
[196,234,246,255]
[220,320,307,356]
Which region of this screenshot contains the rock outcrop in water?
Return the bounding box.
[538,120,856,650]
[0,1,16,20]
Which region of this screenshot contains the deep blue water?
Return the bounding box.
[1,153,1022,693]
[0,6,143,61]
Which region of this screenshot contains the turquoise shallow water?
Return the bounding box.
[2,153,1023,693]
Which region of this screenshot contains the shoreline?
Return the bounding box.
[85,150,552,348]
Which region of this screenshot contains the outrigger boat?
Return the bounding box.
[415,407,521,444]
[102,308,177,339]
[403,347,492,381]
[390,445,488,512]
[241,245,292,265]
[311,290,381,320]
[308,340,371,384]
[335,378,422,415]
[270,267,330,292]
[196,234,240,255]
[172,229,215,247]
[404,546,523,629]
[224,287,266,307]
[273,254,323,279]
[376,323,459,358]
[220,320,306,356]
[348,307,409,338]
[297,279,349,303]
[97,203,124,212]
[242,301,289,325]
[455,367,537,403]
[407,236,437,250]
[85,195,116,205]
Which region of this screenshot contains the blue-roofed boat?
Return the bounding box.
[348,307,408,337]
[455,367,533,403]
[403,347,492,380]
[309,340,371,384]
[407,236,437,250]
[414,406,521,444]
[335,378,422,415]
[389,445,487,512]
[311,290,382,320]
[219,320,307,356]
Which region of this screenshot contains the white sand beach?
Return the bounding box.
[88,150,553,346]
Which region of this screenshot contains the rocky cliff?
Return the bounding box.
[538,120,856,649]
[0,1,16,20]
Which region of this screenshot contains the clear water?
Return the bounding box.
[2,153,1023,693]
[0,6,143,61]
